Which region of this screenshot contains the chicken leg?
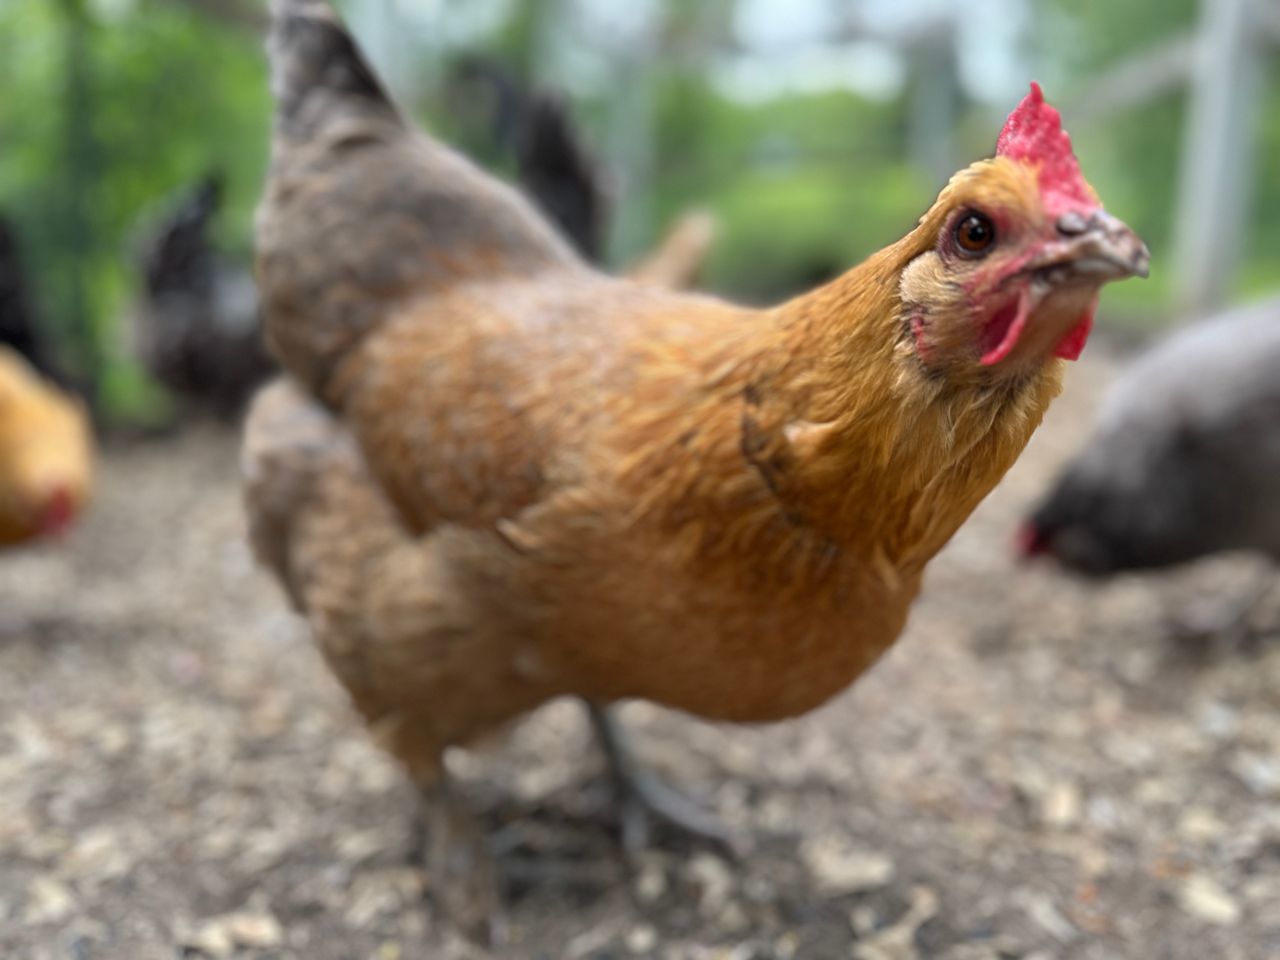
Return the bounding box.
[1171,573,1280,653]
[586,703,747,859]
[413,770,506,947]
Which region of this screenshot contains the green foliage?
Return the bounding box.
[697,164,930,302]
[639,81,928,301]
[1068,91,1185,322]
[1037,0,1199,70]
[2,0,1278,421]
[1244,58,1280,290]
[0,0,268,414]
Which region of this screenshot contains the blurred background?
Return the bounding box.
[4,3,1280,958]
[2,0,1279,423]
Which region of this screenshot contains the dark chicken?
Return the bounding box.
[1023,297,1280,575]
[0,215,56,380]
[132,175,275,419]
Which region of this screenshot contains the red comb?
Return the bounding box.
[38,485,76,538]
[996,82,1094,215]
[1015,520,1051,559]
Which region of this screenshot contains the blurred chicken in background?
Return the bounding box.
[130,174,275,421]
[626,207,717,290]
[0,213,94,546]
[451,58,607,261]
[0,346,93,546]
[452,57,716,284]
[0,214,58,382]
[1021,297,1280,637]
[512,92,607,263]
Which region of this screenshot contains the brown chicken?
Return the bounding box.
[250,0,1148,934]
[0,346,92,545]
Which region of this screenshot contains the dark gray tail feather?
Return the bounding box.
[267,0,401,142]
[258,0,584,404]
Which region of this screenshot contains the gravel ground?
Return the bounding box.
[2,345,1279,960]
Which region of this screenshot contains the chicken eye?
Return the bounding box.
[954,213,996,257]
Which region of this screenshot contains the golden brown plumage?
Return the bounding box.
[243,380,564,780]
[0,346,92,546]
[250,0,1148,932]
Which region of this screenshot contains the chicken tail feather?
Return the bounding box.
[267,0,400,142]
[258,0,581,405]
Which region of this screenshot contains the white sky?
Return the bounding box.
[729,0,1031,104]
[347,0,1034,107]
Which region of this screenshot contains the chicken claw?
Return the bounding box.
[1169,575,1279,654]
[586,704,749,861]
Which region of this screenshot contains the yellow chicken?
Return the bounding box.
[0,346,92,545]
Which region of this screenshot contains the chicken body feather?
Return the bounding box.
[244,380,562,782]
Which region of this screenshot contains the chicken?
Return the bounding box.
[509,87,716,287]
[0,346,92,545]
[452,57,717,283]
[132,175,276,420]
[251,0,1147,933]
[450,59,606,259]
[626,208,717,291]
[0,214,56,380]
[512,92,607,262]
[1020,297,1280,632]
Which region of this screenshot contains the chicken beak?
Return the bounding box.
[1031,210,1150,283]
[980,211,1149,368]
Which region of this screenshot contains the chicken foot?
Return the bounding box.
[586,703,748,860]
[412,770,506,948]
[1171,573,1280,652]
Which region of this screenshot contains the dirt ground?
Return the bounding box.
[2,344,1278,960]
